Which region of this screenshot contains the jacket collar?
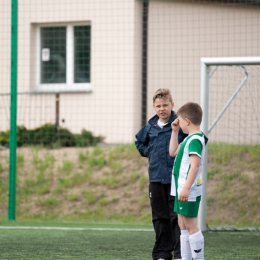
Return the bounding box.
[148,110,177,127]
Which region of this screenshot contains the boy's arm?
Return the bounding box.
[135,124,150,157]
[178,154,201,201]
[169,119,180,157]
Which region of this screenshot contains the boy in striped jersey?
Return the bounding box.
[169,102,207,260]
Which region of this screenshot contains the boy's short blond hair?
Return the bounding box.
[177,102,203,125]
[153,88,173,103]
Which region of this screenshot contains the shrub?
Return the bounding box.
[0,123,104,148]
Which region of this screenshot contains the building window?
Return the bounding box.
[36,24,91,92]
[41,27,67,84]
[74,26,91,83]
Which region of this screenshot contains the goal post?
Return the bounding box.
[199,57,260,231]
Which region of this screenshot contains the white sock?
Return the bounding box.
[180,230,192,260]
[189,230,204,259]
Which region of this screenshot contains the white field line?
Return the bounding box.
[0,226,153,232]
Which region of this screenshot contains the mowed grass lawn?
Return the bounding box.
[0,221,260,260]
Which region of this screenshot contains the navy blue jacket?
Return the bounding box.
[135,111,187,184]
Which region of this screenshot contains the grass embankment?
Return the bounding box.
[206,143,260,227]
[0,143,259,227]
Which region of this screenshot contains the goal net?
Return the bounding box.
[199,57,260,231]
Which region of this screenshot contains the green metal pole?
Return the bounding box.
[8,0,18,221]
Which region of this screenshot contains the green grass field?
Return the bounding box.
[0,221,260,260]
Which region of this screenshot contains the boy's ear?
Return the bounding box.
[185,118,191,125]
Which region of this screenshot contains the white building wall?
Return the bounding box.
[0,0,143,144]
[1,1,260,144]
[0,1,11,131]
[148,1,260,143]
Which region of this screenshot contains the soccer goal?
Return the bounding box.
[199,57,260,231]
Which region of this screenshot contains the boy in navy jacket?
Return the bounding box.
[135,89,187,260]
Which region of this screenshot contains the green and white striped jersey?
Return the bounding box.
[170,132,206,201]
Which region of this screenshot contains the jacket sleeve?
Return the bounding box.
[135,124,150,157]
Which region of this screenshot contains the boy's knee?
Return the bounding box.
[177,215,185,229]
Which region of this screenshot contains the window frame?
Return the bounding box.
[35,22,91,93]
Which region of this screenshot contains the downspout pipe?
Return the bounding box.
[141,0,149,126]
